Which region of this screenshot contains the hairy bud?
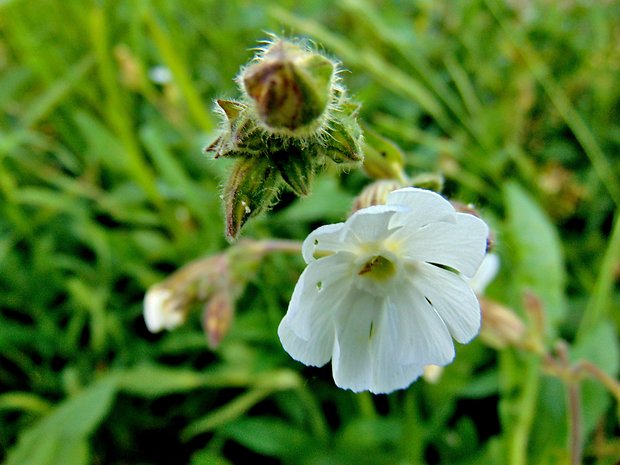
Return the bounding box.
[241,39,335,135]
[206,36,365,238]
[349,180,404,214]
[361,124,406,181]
[223,157,282,240]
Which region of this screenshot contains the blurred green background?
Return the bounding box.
[1,0,619,464]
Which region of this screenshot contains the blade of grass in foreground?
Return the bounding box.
[578,210,620,340]
[144,9,215,133]
[89,5,163,209]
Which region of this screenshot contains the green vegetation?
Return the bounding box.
[1,0,619,464]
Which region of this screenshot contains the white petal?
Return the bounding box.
[387,187,456,230]
[144,287,175,333]
[412,262,481,343]
[284,253,353,339]
[342,205,402,245]
[278,253,353,366]
[384,283,456,367]
[278,311,335,367]
[302,222,346,263]
[395,213,488,277]
[331,289,381,392]
[468,253,499,295]
[367,303,427,393]
[331,286,452,394]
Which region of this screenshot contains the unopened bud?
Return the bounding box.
[480,298,527,349]
[224,157,282,240]
[322,104,364,165]
[350,180,404,214]
[361,124,406,180]
[203,291,235,349]
[409,173,444,192]
[241,39,336,134]
[143,285,187,333]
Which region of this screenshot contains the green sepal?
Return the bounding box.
[322,104,363,165]
[269,145,316,196]
[206,100,264,158]
[223,157,282,240]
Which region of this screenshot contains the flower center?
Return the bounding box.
[357,255,396,281]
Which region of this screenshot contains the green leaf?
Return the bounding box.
[191,449,233,465]
[219,416,313,459]
[504,182,566,332]
[572,321,619,438]
[5,376,117,465]
[118,364,205,397]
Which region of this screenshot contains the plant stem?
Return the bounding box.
[297,387,329,442]
[508,354,540,465]
[567,378,583,465]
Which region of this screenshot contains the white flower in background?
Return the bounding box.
[143,286,185,333]
[278,187,489,394]
[148,65,172,85]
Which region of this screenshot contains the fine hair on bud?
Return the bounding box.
[236,35,344,141]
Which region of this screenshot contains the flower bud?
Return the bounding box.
[203,290,234,350]
[143,285,187,333]
[409,173,444,192]
[321,106,364,165]
[360,124,406,180]
[479,298,527,349]
[241,39,336,134]
[349,180,404,214]
[224,157,282,240]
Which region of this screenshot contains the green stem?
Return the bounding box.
[181,387,272,440]
[356,392,377,418]
[297,387,329,442]
[508,354,540,465]
[567,379,583,465]
[402,388,424,464]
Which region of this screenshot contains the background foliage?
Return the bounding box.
[1,0,619,464]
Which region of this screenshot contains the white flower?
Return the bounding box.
[143,286,185,333]
[278,187,489,394]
